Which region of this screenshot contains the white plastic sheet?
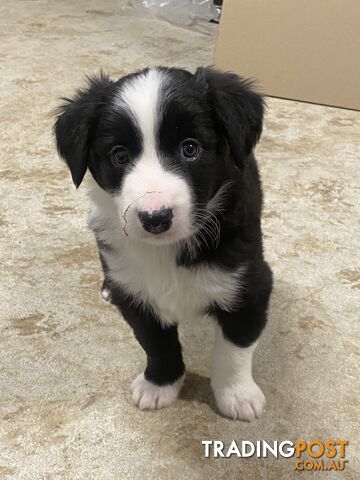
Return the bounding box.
[129,0,218,26]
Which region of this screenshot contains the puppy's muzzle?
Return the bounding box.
[138,207,173,234]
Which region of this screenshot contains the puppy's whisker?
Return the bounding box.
[192,210,221,249]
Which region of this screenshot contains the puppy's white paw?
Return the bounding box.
[213,379,266,421]
[131,373,184,410]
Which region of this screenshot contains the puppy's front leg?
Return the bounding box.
[112,289,185,410]
[211,263,272,421]
[211,326,265,421]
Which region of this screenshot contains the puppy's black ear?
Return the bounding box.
[195,67,265,169]
[54,72,112,187]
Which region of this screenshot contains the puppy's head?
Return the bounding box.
[54,67,264,245]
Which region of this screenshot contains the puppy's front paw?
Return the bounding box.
[131,373,184,410]
[212,379,266,421]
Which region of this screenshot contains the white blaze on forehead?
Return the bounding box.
[113,68,193,242]
[114,68,167,156]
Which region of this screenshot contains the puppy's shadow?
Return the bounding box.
[179,371,216,410]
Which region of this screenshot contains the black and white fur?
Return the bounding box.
[54,67,272,420]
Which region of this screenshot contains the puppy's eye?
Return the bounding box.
[110,145,129,166]
[181,139,201,160]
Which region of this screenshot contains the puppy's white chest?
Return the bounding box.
[103,244,245,326]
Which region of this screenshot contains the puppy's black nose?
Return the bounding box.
[138,208,173,234]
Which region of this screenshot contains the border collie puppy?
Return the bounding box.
[54,67,272,421]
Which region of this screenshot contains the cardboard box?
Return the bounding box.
[215,0,360,110]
